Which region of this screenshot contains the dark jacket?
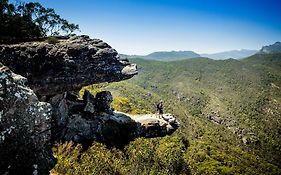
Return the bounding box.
[156,102,163,114]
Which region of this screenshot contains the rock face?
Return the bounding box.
[0,36,179,174]
[51,90,179,148]
[0,63,55,174]
[131,113,180,137]
[0,35,137,96]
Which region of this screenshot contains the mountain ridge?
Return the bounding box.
[259,41,281,54]
[144,50,200,60]
[121,41,281,61]
[201,49,258,60]
[120,50,200,61]
[121,49,258,61]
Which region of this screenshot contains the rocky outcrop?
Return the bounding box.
[0,66,179,173]
[205,111,259,145]
[0,35,137,96]
[207,111,225,124]
[0,36,179,174]
[0,63,55,174]
[131,113,179,137]
[51,90,179,148]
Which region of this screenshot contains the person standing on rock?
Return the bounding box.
[156,101,164,117]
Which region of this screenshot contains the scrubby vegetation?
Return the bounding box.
[53,54,281,174]
[80,82,153,114]
[46,36,59,44]
[52,136,189,175]
[1,1,280,173]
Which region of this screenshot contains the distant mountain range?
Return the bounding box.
[144,51,200,60]
[201,49,258,60]
[121,42,281,61]
[120,51,200,61]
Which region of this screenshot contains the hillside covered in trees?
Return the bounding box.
[51,53,281,174]
[1,0,281,174]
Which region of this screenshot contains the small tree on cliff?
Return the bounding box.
[0,0,79,42]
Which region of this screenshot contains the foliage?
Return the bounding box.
[79,83,109,98]
[46,36,59,44]
[0,0,79,42]
[185,138,281,175]
[52,136,189,175]
[126,55,281,174]
[53,54,281,174]
[80,82,152,114]
[87,55,280,174]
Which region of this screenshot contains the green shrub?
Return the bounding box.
[46,37,59,44]
[52,136,190,175]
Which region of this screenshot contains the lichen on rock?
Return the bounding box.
[0,63,55,174]
[51,90,179,148]
[0,35,137,96]
[0,35,179,174]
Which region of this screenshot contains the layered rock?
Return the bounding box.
[51,90,179,148]
[0,35,137,96]
[0,36,179,174]
[130,113,180,137]
[0,63,55,174]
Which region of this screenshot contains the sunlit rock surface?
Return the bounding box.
[51,90,179,148]
[130,113,180,137]
[0,35,137,96]
[0,36,179,174]
[0,63,55,174]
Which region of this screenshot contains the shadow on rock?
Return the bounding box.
[51,90,180,149]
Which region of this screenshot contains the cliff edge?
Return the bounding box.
[0,36,179,174]
[0,35,137,96]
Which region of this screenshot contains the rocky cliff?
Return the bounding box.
[0,36,179,174]
[50,89,179,148]
[0,63,55,174]
[0,35,137,96]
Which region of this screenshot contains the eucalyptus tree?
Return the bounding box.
[0,0,79,42]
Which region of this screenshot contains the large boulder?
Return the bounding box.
[51,90,180,148]
[131,113,180,137]
[0,36,179,173]
[0,63,55,175]
[0,35,137,96]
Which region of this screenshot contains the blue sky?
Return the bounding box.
[21,0,281,54]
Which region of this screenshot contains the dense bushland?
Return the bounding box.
[53,54,281,174]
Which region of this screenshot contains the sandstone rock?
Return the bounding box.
[83,90,96,113]
[0,63,55,175]
[0,35,138,96]
[95,91,113,114]
[131,113,180,137]
[0,36,179,173]
[51,91,179,148]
